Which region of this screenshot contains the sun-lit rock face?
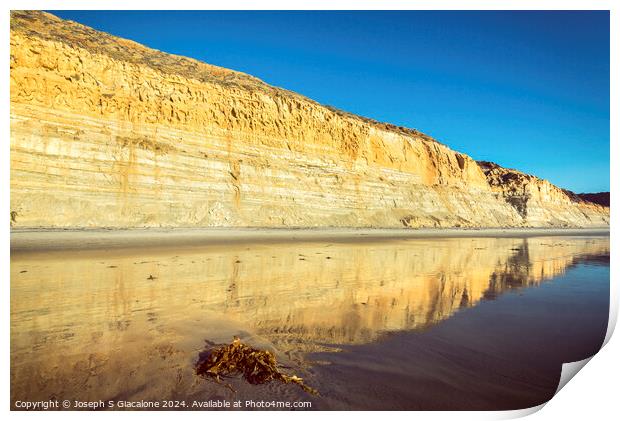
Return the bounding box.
[10,11,609,228]
[477,161,609,227]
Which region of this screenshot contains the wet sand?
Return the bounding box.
[10,233,610,410]
[10,227,610,253]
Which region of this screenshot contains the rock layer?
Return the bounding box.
[10,11,609,228]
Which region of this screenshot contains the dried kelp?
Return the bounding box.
[195,338,318,395]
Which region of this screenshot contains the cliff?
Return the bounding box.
[9,11,609,229]
[477,161,609,227]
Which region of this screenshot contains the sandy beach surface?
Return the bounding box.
[10,227,610,253]
[10,229,610,410]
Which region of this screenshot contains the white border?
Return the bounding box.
[2,1,617,420]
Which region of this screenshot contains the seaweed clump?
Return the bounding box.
[195,338,318,395]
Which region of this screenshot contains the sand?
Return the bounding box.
[10,227,610,253]
[10,231,610,409]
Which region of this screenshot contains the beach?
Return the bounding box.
[10,227,610,253]
[10,230,610,409]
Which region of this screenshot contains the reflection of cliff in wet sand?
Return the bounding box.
[10,236,609,405]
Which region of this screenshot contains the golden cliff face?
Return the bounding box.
[10,11,609,228]
[478,161,609,227]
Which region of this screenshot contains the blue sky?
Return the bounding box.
[50,11,610,193]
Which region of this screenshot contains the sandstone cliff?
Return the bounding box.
[9,11,609,228]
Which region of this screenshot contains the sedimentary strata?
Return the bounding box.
[10,11,609,228]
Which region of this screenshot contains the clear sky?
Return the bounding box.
[49,10,610,193]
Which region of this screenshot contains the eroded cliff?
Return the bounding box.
[477,161,609,227]
[9,11,609,228]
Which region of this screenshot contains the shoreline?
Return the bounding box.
[10,227,610,254]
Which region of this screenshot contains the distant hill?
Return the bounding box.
[577,192,610,207]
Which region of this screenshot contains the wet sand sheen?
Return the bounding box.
[10,234,610,410]
[10,227,610,253]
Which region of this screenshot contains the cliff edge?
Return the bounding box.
[9,11,609,228]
